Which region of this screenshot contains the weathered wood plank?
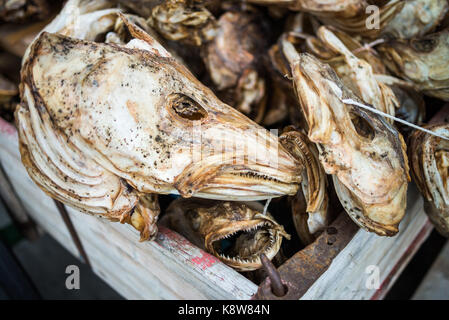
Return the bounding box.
[0,117,258,300]
[301,184,431,300]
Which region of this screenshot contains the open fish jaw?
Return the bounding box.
[409,124,449,237]
[162,199,289,271]
[284,49,409,235]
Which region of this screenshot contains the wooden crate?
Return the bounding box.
[0,117,432,299]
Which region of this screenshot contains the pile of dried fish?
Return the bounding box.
[1,0,448,275]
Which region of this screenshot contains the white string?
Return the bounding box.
[263,197,272,216]
[342,98,449,141]
[352,38,385,54]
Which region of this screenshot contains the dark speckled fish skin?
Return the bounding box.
[19,31,302,199]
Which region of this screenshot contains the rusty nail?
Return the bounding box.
[260,253,286,297]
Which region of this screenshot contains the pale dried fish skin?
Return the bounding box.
[409,124,449,237]
[247,0,403,38]
[148,0,217,46]
[284,48,409,236]
[202,9,269,122]
[379,29,449,101]
[17,10,302,240]
[312,26,399,122]
[382,0,449,39]
[0,0,51,23]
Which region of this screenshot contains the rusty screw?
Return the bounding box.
[326,227,338,245]
[260,253,286,297]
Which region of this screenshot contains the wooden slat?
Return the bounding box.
[0,117,258,300]
[301,184,431,300]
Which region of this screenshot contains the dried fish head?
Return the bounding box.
[161,198,289,271]
[382,0,449,39]
[409,124,449,237]
[247,0,403,38]
[314,26,399,121]
[148,0,217,46]
[283,46,409,236]
[246,0,366,18]
[17,15,302,235]
[379,29,449,101]
[202,8,269,122]
[22,0,122,62]
[307,26,386,74]
[309,0,403,38]
[0,0,51,23]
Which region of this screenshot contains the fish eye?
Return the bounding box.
[350,111,375,141]
[410,38,436,53]
[168,93,208,121]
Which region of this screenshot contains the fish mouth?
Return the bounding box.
[174,153,302,201]
[197,165,302,200]
[205,214,289,271]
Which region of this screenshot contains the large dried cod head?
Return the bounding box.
[148,0,217,46]
[17,15,302,241]
[382,0,449,39]
[283,45,409,236]
[202,7,269,123]
[161,198,289,271]
[409,124,449,237]
[379,28,449,101]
